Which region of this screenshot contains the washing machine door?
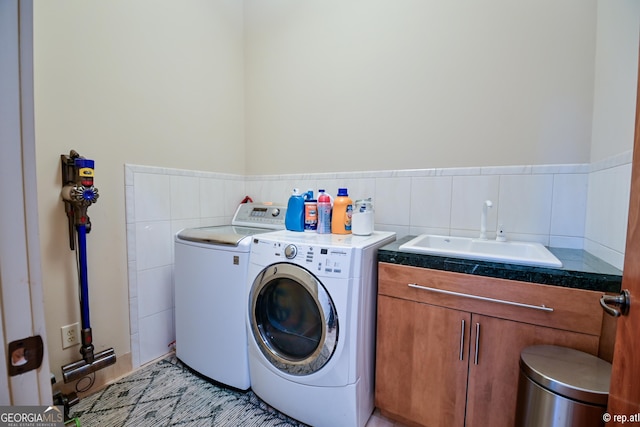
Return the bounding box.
[249,262,338,376]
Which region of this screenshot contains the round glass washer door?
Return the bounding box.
[249,262,338,376]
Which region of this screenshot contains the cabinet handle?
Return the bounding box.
[474,323,480,365]
[407,283,554,312]
[459,319,465,361]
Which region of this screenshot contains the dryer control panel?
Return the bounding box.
[232,203,287,229]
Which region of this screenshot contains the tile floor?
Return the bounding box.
[366,409,407,427]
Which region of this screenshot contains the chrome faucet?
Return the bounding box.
[479,200,493,240]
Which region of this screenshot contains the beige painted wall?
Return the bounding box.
[590,0,640,162]
[583,0,639,269]
[244,0,597,174]
[33,0,245,380]
[32,0,637,384]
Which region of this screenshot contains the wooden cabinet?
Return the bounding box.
[376,296,470,426]
[465,314,597,427]
[375,262,604,427]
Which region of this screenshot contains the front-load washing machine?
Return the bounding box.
[174,202,285,390]
[246,230,396,427]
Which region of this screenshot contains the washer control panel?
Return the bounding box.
[256,240,353,279]
[284,244,297,259]
[313,247,350,278]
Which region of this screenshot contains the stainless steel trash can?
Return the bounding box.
[515,345,611,427]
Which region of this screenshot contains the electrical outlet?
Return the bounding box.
[61,323,80,349]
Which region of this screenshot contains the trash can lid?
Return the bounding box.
[520,345,612,406]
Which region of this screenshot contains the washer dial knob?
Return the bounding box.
[284,244,297,259]
[271,208,280,217]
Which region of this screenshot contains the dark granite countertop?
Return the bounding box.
[378,235,623,293]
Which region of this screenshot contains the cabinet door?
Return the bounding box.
[465,314,600,427]
[375,295,471,427]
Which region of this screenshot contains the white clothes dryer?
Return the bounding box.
[174,203,285,390]
[246,230,396,427]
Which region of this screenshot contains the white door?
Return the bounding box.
[0,0,52,405]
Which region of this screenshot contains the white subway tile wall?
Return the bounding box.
[585,151,633,269]
[125,165,246,368]
[125,155,631,368]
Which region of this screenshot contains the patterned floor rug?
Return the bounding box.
[71,355,307,426]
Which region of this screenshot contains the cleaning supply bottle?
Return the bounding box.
[352,198,375,235]
[317,189,332,234]
[331,188,353,234]
[304,190,318,232]
[285,188,305,232]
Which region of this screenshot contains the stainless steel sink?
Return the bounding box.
[398,234,563,268]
